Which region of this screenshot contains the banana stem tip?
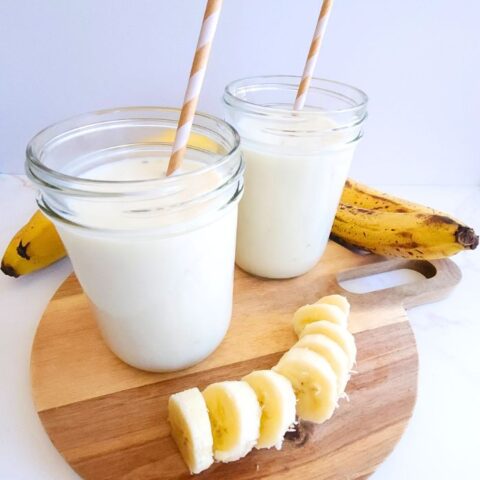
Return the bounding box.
[1,261,19,278]
[456,226,479,250]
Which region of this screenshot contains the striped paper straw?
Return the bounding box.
[166,0,223,176]
[294,0,334,111]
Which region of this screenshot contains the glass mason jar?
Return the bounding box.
[224,76,368,279]
[26,107,244,372]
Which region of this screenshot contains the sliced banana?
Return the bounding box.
[293,303,347,336]
[202,381,261,463]
[316,294,350,316]
[300,320,357,369]
[168,387,213,474]
[273,347,337,424]
[242,370,296,450]
[294,334,350,395]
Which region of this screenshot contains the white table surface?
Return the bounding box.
[0,174,479,480]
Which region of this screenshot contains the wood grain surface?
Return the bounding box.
[30,241,461,479]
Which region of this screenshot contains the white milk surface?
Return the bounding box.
[55,156,238,371]
[235,116,356,278]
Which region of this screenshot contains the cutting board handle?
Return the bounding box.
[336,257,462,309]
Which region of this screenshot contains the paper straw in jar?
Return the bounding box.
[294,0,334,111]
[166,0,223,176]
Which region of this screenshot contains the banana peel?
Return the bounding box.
[1,210,66,278]
[331,203,478,259]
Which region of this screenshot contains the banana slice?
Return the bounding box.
[202,381,261,463]
[273,347,337,424]
[242,370,296,450]
[300,320,357,369]
[293,303,347,336]
[168,387,213,474]
[294,334,350,395]
[316,294,350,316]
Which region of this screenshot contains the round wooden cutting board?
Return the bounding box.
[30,241,461,480]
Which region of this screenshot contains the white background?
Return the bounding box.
[1,0,479,185]
[1,2,479,479]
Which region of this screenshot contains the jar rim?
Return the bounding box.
[223,75,368,117]
[26,106,241,198]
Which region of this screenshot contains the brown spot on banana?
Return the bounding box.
[423,214,456,225]
[372,206,409,212]
[342,204,374,215]
[389,241,420,249]
[16,241,31,260]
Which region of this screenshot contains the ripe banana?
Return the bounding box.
[167,387,214,474]
[294,334,350,395]
[336,178,478,258]
[242,370,296,450]
[273,347,338,424]
[202,381,261,463]
[293,303,347,336]
[332,203,478,259]
[300,320,357,369]
[1,210,66,278]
